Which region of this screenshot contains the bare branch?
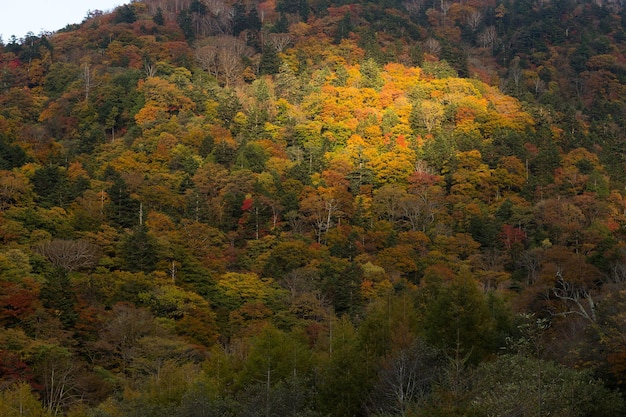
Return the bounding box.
[550,276,596,322]
[36,240,100,272]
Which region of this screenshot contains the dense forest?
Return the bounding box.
[2,0,626,415]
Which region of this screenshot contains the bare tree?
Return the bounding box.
[265,33,292,53]
[373,184,405,224]
[550,275,597,322]
[507,56,524,94]
[403,0,426,16]
[144,61,157,78]
[281,267,320,301]
[477,26,497,50]
[516,249,543,286]
[32,344,79,415]
[424,37,441,56]
[81,62,93,100]
[610,248,626,283]
[36,240,100,272]
[195,44,220,77]
[466,10,482,31]
[195,35,253,86]
[440,1,451,20]
[369,339,441,417]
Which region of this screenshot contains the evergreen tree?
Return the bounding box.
[121,224,159,273]
[299,0,310,22]
[40,267,78,328]
[178,9,195,41]
[113,4,137,24]
[273,13,290,33]
[189,0,208,15]
[259,45,281,75]
[232,3,248,36]
[31,165,71,208]
[153,7,165,26]
[247,7,262,33]
[0,137,29,169]
[334,13,353,44]
[106,175,141,228]
[360,58,384,91]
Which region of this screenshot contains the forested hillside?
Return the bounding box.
[2,0,626,415]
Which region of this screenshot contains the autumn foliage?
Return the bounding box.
[2,0,626,415]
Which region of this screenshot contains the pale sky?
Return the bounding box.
[0,0,128,41]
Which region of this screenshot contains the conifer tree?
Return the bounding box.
[121,224,159,273]
[106,175,141,229]
[259,46,281,75]
[40,267,78,328]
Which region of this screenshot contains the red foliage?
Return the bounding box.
[499,224,526,250]
[0,281,40,327]
[241,197,254,211]
[0,350,38,388]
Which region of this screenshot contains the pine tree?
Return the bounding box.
[106,175,141,228]
[40,267,78,328]
[121,224,159,273]
[153,7,165,26]
[259,46,281,75]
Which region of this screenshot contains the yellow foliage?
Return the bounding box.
[217,272,279,304]
[367,148,416,184]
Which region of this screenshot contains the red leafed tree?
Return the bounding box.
[241,196,254,211]
[499,224,526,251]
[0,280,41,327]
[0,350,37,389]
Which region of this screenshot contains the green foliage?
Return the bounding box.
[106,174,141,228]
[0,137,30,169]
[113,4,137,24]
[40,267,78,328]
[471,354,624,417]
[177,9,195,41]
[259,46,282,76]
[419,272,498,363]
[153,7,165,26]
[317,318,372,417]
[43,62,80,98]
[0,381,51,417]
[360,58,384,91]
[121,225,160,273]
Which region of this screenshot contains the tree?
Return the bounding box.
[0,138,30,169]
[370,338,442,417]
[30,343,79,415]
[411,100,445,133]
[36,240,99,272]
[121,225,160,273]
[113,4,137,24]
[360,58,384,91]
[93,303,162,376]
[300,185,350,243]
[196,36,253,87]
[259,45,281,75]
[419,271,498,363]
[40,267,78,329]
[0,382,52,417]
[470,354,624,417]
[237,327,313,404]
[178,9,195,41]
[317,318,372,417]
[106,174,141,229]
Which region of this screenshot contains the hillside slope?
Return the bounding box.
[1,1,626,416]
